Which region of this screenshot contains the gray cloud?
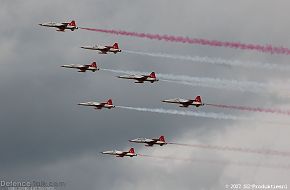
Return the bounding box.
[1,0,290,189]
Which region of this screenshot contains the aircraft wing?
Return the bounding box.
[61,23,69,26]
[94,103,106,109]
[56,26,66,31]
[95,46,110,53]
[116,152,127,157]
[77,65,89,69]
[179,99,195,107]
[98,46,110,51]
[54,23,67,28]
[146,142,156,146]
[131,75,147,82]
[66,64,86,69]
[135,75,148,79]
[179,99,193,103]
[66,64,89,71]
[145,139,157,146]
[85,102,105,107]
[118,75,146,80]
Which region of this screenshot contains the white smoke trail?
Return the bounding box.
[116,106,289,125]
[123,50,290,71]
[102,68,267,93]
[139,154,290,170]
[116,106,246,120]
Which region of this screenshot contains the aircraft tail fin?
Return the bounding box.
[149,72,156,78]
[107,99,113,105]
[159,136,165,142]
[90,62,97,68]
[129,148,135,154]
[112,42,119,49]
[194,96,202,103]
[69,20,76,26]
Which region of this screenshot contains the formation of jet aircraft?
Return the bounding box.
[39,20,78,32]
[39,20,206,159]
[117,72,159,83]
[61,61,99,72]
[162,96,204,108]
[129,136,167,146]
[78,99,115,110]
[101,148,137,157]
[81,43,122,54]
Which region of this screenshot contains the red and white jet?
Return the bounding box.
[61,61,99,72]
[78,99,115,110]
[101,148,137,157]
[39,20,78,32]
[81,42,121,54]
[117,72,159,83]
[129,136,167,147]
[162,96,204,107]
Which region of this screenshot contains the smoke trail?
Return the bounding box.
[168,143,290,157]
[116,106,246,120]
[80,27,290,55]
[116,106,289,125]
[138,154,290,170]
[102,68,267,93]
[206,103,290,116]
[124,50,290,71]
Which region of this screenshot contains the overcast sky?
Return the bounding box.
[1,0,290,189]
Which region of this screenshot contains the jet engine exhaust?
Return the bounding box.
[102,68,268,93]
[123,50,290,71]
[138,154,290,170]
[80,27,290,55]
[116,105,247,120]
[206,103,290,116]
[168,143,290,157]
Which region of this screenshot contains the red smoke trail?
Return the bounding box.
[80,27,290,55]
[206,103,290,116]
[138,154,290,170]
[168,143,290,157]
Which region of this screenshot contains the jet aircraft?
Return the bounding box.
[61,62,99,72]
[117,72,159,83]
[162,96,204,107]
[101,148,137,157]
[39,20,78,31]
[129,136,167,146]
[78,99,115,109]
[81,43,121,54]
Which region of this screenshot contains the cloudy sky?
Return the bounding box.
[1,0,290,189]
